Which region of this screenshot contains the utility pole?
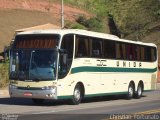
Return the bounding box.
[61,0,64,29]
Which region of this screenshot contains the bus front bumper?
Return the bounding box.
[9,85,57,100]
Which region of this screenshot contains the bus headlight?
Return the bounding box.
[9,84,17,89]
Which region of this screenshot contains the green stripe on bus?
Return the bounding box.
[58,92,128,99]
[57,90,153,100]
[71,67,157,74]
[58,90,153,99]
[85,91,128,98]
[58,95,72,99]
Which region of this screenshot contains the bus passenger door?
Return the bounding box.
[57,34,74,96]
[58,34,74,79]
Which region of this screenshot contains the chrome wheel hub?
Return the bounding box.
[74,89,80,101]
[138,86,142,96]
[129,87,133,96]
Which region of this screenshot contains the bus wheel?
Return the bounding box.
[127,83,134,100]
[135,84,143,99]
[32,98,44,104]
[71,84,82,105]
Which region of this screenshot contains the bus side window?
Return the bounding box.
[140,46,145,61]
[104,40,115,59]
[126,44,136,60]
[137,46,141,61]
[75,35,89,57]
[61,35,74,59]
[91,38,102,58]
[151,47,157,61]
[116,43,126,59]
[145,47,152,62]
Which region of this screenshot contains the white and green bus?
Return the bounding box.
[9,29,158,104]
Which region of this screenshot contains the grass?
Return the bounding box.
[0,62,9,88]
[0,9,60,52]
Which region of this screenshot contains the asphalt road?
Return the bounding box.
[0,90,160,120]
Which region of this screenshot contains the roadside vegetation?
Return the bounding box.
[64,0,160,40]
[0,62,9,88]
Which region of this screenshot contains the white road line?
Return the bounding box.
[32,111,56,114]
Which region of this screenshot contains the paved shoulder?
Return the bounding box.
[0,87,9,98]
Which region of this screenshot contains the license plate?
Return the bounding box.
[24,92,32,96]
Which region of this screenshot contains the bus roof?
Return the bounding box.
[16,29,157,47]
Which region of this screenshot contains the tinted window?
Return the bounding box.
[104,40,115,59]
[91,38,103,58]
[126,44,137,60]
[75,35,89,57]
[75,34,157,62]
[116,42,126,59]
[151,47,157,61]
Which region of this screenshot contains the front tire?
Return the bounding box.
[70,84,82,105]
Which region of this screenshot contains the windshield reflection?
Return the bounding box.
[10,49,57,81]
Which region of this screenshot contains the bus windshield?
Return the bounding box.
[9,34,60,81]
[10,49,57,81]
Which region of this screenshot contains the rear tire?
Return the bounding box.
[32,99,44,104]
[127,83,134,100]
[70,84,82,105]
[135,84,143,99]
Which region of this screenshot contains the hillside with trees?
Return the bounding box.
[65,0,160,41]
[64,0,160,63]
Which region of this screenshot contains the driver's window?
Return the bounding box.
[58,34,74,79]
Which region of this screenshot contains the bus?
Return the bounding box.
[9,29,158,105]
